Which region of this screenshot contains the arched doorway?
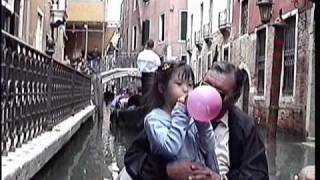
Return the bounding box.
[242,71,250,114]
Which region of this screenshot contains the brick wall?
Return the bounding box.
[230,8,313,137]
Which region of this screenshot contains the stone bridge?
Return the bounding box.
[100,68,141,84]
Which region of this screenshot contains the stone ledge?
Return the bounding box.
[1,105,96,180]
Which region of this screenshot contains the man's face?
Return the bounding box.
[202,70,236,121]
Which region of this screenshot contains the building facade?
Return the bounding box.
[188,0,315,138]
[65,0,108,67]
[1,0,67,60]
[119,0,188,62]
[186,0,232,82]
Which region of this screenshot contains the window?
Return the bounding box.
[35,11,43,50]
[240,0,248,35]
[207,54,212,70]
[13,0,21,36]
[200,3,204,28]
[133,0,138,11]
[159,14,165,41]
[198,58,202,81]
[126,0,129,12]
[209,0,213,22]
[256,29,266,95]
[142,20,150,46]
[127,28,129,49]
[180,11,187,41]
[2,9,11,33]
[282,16,296,96]
[181,56,187,63]
[18,0,25,38]
[2,0,21,35]
[191,14,194,43]
[223,47,229,61]
[132,26,137,50]
[213,49,218,63]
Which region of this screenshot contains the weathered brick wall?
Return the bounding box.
[229,8,312,137]
[277,9,312,136]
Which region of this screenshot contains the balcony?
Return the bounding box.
[195,31,202,50]
[186,39,193,55]
[2,0,14,13]
[50,0,68,27]
[218,9,231,36]
[203,23,213,46]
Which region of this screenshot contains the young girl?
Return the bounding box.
[143,61,219,173]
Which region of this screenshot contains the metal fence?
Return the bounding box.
[1,30,91,156]
[113,52,138,69]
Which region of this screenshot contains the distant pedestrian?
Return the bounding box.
[137,39,161,95]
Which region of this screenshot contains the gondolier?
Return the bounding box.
[137,39,161,95]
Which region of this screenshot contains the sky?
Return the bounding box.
[107,0,122,22]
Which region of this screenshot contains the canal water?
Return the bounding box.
[31,104,315,180]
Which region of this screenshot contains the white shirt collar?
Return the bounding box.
[220,111,229,128]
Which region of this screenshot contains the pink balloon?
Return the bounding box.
[187,85,222,122]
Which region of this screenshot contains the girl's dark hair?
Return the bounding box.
[142,61,195,113]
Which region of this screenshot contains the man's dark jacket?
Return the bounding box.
[124,106,269,180]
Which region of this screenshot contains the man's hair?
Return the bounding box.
[210,61,246,102]
[146,39,154,49]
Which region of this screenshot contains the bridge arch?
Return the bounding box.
[101,68,141,84]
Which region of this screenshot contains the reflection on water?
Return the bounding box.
[260,128,315,180]
[31,105,138,180]
[32,105,314,180]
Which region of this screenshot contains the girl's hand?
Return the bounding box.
[189,165,221,180]
[166,161,220,180]
[177,94,188,104]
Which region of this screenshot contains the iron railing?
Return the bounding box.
[1,30,91,156]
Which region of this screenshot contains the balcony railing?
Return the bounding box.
[1,30,91,156]
[203,23,213,45]
[218,9,231,35]
[50,0,68,26]
[203,23,213,40]
[195,31,202,50]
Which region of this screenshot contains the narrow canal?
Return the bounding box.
[31,104,314,180]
